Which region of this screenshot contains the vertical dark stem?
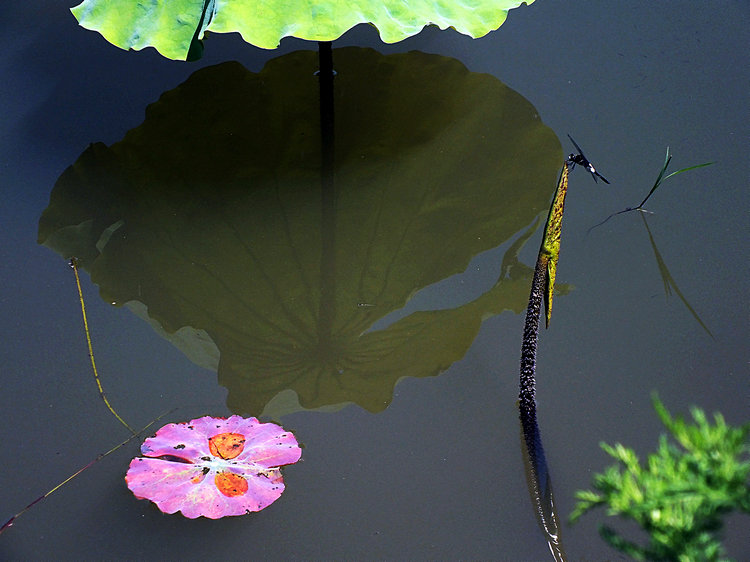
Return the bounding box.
[519,256,548,489]
[318,41,334,159]
[518,238,567,560]
[317,41,336,354]
[519,161,569,500]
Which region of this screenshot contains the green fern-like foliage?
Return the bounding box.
[570,394,750,561]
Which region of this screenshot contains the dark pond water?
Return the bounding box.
[1,2,748,560]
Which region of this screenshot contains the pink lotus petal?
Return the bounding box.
[126,415,301,519]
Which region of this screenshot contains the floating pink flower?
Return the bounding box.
[126,415,301,519]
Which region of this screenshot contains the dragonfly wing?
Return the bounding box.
[567,134,588,162]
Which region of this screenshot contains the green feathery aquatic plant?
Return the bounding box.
[571,394,750,561]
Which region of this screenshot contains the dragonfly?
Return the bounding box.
[566,134,610,184]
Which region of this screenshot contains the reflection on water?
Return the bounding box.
[521,419,566,561]
[38,47,561,417]
[639,213,714,338]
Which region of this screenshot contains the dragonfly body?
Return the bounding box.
[566,134,610,184]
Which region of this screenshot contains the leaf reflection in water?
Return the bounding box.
[39,48,561,416]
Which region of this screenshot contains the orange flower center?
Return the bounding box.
[214,472,249,497]
[208,432,246,459]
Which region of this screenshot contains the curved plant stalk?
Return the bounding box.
[517,163,571,561]
[520,162,570,417]
[70,257,137,434]
[0,411,173,535]
[0,260,177,534]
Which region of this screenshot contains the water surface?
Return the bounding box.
[1,2,747,559]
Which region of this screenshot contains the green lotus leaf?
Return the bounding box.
[39,48,560,415]
[71,0,534,59]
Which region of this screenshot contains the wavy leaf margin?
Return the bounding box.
[71,0,534,59]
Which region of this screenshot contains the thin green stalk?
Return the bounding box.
[70,258,137,434]
[0,410,174,535]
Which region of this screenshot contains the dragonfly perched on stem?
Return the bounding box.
[533,134,612,328]
[566,134,610,184]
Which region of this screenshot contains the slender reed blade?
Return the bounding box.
[0,411,173,534]
[70,258,137,434]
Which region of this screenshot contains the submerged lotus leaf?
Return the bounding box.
[39,48,561,415]
[71,0,534,59]
[126,415,301,519]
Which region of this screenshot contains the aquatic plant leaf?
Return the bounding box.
[71,0,213,61]
[71,0,534,58]
[126,415,301,518]
[635,147,713,211]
